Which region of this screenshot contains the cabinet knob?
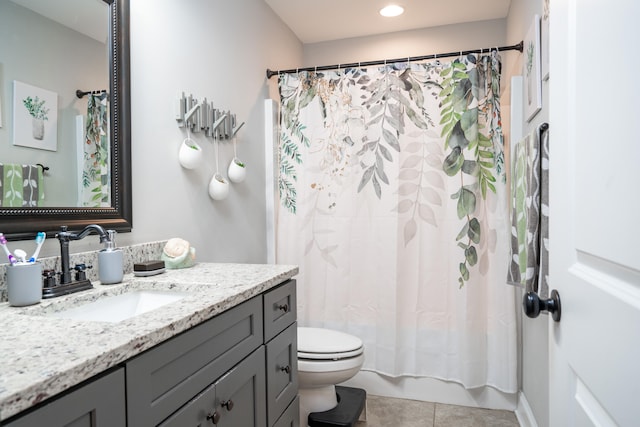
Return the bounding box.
[277,303,289,312]
[280,365,291,374]
[221,399,234,411]
[206,411,220,424]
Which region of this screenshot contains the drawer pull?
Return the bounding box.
[280,365,291,374]
[277,303,289,312]
[221,399,234,411]
[207,411,221,424]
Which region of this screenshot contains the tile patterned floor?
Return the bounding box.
[355,395,519,427]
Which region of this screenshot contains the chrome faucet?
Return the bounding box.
[56,224,108,285]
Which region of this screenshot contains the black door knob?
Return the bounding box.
[523,290,561,322]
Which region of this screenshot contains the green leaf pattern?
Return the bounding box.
[277,53,504,287]
[438,53,504,286]
[0,164,44,207]
[82,95,110,207]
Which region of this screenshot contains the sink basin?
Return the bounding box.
[49,290,189,323]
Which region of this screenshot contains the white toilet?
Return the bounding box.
[297,327,365,426]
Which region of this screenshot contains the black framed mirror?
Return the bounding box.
[0,0,131,240]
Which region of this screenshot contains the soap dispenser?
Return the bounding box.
[98,229,124,284]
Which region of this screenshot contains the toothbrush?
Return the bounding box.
[0,233,17,264]
[28,232,46,263]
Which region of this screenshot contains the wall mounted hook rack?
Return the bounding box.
[212,113,228,135]
[231,121,245,137]
[175,92,245,141]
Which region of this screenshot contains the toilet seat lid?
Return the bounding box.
[298,327,363,360]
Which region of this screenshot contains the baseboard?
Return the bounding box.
[515,391,538,427]
[341,370,517,411]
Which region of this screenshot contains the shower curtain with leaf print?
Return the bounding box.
[81,94,110,207]
[276,52,517,392]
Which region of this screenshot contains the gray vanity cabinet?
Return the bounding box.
[4,278,298,427]
[264,280,299,427]
[159,347,266,427]
[126,296,264,426]
[127,279,298,426]
[263,279,297,342]
[273,397,300,427]
[4,368,125,427]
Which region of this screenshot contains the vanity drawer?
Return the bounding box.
[264,279,296,342]
[159,347,266,427]
[273,396,300,427]
[126,296,263,427]
[266,322,298,427]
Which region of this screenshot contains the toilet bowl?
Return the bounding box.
[297,327,365,426]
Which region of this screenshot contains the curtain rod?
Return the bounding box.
[75,89,108,99]
[266,41,523,79]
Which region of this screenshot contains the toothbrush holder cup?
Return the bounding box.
[6,262,43,307]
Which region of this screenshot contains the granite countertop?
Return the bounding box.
[0,262,298,421]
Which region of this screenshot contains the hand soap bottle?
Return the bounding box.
[98,229,124,284]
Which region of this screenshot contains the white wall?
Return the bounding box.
[123,0,302,263]
[0,1,107,206]
[504,0,549,426]
[28,0,303,260]
[303,19,507,68]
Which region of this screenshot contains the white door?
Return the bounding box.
[549,0,640,426]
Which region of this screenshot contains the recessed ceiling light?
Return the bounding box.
[380,4,404,17]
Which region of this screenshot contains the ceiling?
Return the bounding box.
[10,0,107,43]
[265,0,512,44]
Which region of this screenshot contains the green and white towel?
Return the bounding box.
[507,125,549,298]
[538,127,549,298]
[0,163,44,207]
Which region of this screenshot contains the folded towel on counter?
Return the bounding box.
[506,128,543,294]
[0,163,44,207]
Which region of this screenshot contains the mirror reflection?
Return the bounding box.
[0,0,109,208]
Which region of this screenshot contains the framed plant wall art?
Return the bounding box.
[524,15,542,122]
[12,80,58,151]
[541,0,550,80]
